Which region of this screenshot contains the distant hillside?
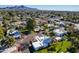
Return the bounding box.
[0,5,38,11]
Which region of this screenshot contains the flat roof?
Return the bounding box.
[32,42,42,49]
[55,37,62,40]
[53,28,67,34]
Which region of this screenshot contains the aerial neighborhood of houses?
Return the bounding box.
[0,6,79,53]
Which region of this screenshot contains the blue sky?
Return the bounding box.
[0,5,79,11]
[26,5,79,11]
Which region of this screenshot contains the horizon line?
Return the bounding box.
[0,5,79,11]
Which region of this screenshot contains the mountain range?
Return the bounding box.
[0,5,38,11]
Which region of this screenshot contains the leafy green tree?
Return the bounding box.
[6,36,16,47]
[67,47,77,53]
[54,41,72,53]
[0,36,16,47]
[27,18,36,32]
[0,26,4,39]
[3,16,10,20]
[8,11,16,17]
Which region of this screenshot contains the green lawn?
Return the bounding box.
[55,41,72,53]
[35,48,48,53]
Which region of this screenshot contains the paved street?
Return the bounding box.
[2,33,37,53]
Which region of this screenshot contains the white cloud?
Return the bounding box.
[0,0,79,5]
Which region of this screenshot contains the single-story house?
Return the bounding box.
[54,37,62,41]
[48,16,62,23]
[7,29,21,39]
[59,21,65,27]
[74,24,79,30]
[34,26,44,32]
[35,18,48,25]
[47,24,54,28]
[11,21,27,28]
[53,28,67,37]
[32,35,52,50]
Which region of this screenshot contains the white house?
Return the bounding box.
[54,37,62,41]
[7,29,21,39]
[34,26,44,32]
[53,28,67,37]
[74,24,79,30]
[32,35,51,50]
[47,24,54,28]
[34,26,41,32]
[48,16,62,23]
[59,21,65,27]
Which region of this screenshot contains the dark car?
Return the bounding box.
[17,43,29,51]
